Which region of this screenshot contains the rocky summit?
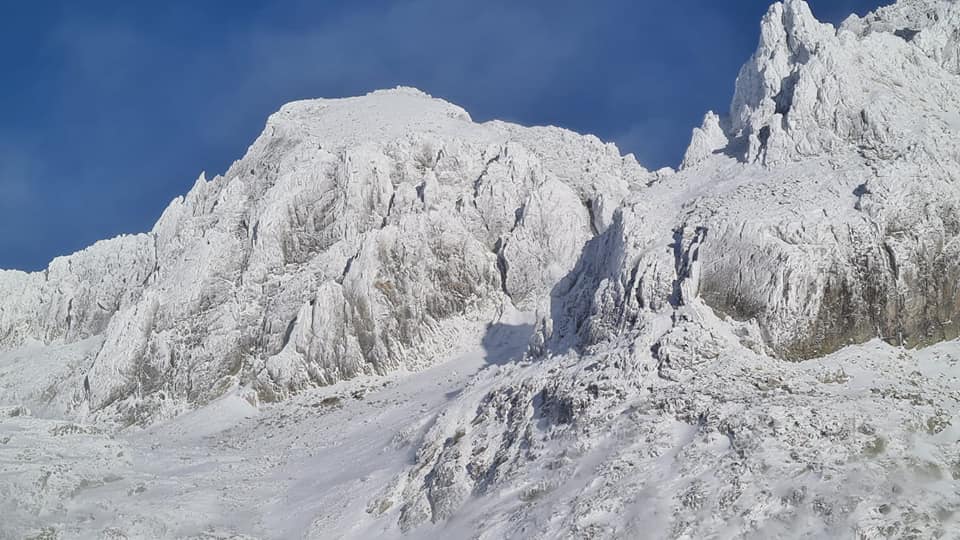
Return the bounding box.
[4,1,960,538]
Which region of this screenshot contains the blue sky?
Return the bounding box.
[1,0,886,271]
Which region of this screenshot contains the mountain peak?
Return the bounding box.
[721,0,960,167]
[767,0,833,59]
[728,1,835,161]
[261,86,473,153]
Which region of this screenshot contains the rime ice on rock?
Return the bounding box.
[680,111,729,169]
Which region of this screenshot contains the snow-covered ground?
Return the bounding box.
[0,311,539,539]
[5,314,960,538]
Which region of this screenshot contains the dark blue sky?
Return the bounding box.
[1,0,886,271]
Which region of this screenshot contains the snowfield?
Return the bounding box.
[5,0,960,537]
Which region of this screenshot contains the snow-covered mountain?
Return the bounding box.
[4,0,960,538]
[0,87,644,426]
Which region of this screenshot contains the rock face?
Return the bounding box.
[707,0,960,358]
[0,88,646,424]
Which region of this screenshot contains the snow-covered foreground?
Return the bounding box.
[5,315,960,538]
[0,311,536,539]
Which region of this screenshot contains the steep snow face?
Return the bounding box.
[0,87,647,425]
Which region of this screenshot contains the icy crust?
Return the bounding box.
[0,87,646,425]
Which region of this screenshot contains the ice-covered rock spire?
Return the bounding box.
[680,111,729,169]
[678,0,841,169]
[729,0,836,165]
[721,0,960,166]
[731,0,832,133]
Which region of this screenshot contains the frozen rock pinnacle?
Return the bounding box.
[680,111,729,169]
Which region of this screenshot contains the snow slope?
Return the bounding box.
[0,308,537,539]
[5,0,960,538]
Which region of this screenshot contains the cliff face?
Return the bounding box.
[695,0,960,358]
